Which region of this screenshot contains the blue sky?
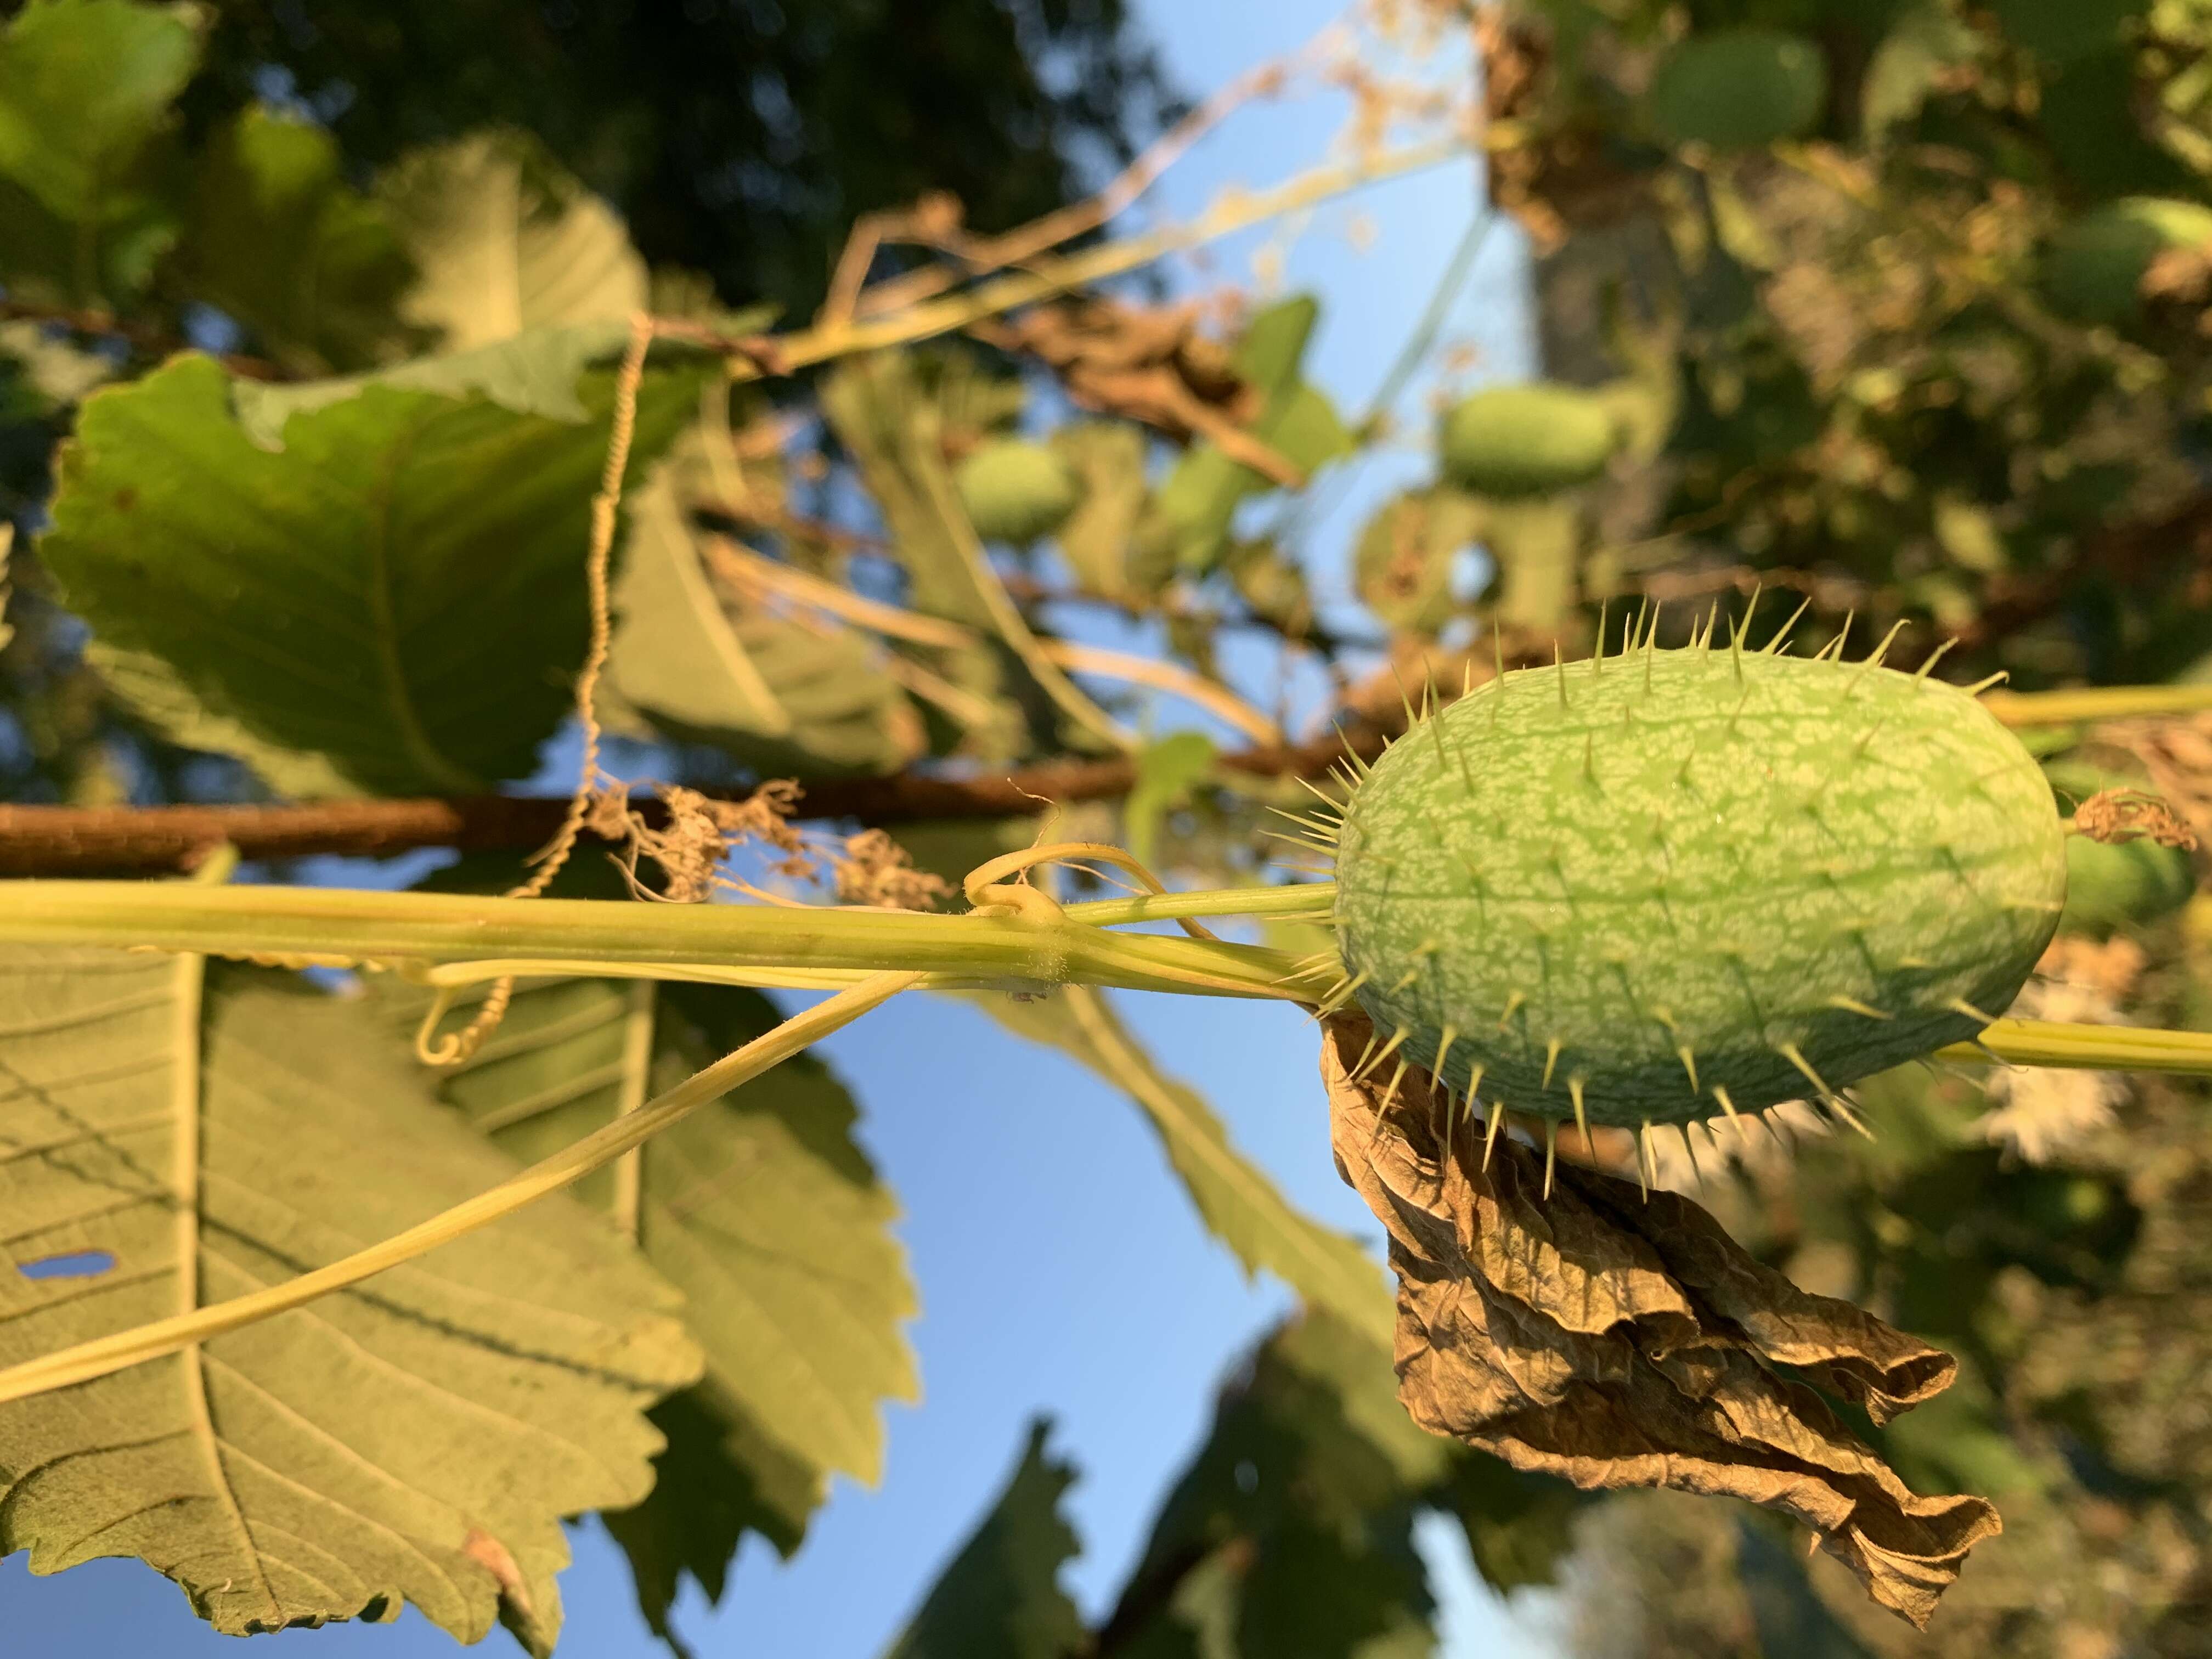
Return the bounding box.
[2,5,1559,1656]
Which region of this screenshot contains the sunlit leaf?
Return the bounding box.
[606,436,925,775]
[41,342,706,795]
[1353,489,1481,635]
[1124,731,1217,864]
[1147,297,1350,575]
[388,969,919,1647]
[0,943,702,1651]
[1049,420,1151,599]
[821,350,1115,758]
[379,129,650,353]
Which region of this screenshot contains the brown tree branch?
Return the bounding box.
[0,722,1403,876]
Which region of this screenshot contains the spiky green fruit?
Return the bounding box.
[1438,383,1618,499]
[955,438,1081,544]
[2042,197,2212,325]
[1645,29,1828,151]
[1330,642,2066,1128]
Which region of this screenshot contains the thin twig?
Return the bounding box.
[825,25,1326,329]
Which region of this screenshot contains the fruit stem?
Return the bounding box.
[1985,684,2212,725]
[1942,1018,2212,1074]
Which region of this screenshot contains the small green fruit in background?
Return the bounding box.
[2061,837,2194,936]
[2042,197,2212,325]
[1327,639,2066,1129]
[1438,383,1618,499]
[1645,29,1828,151]
[2046,763,2195,935]
[954,438,1081,544]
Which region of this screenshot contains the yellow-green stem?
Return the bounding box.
[3,879,2209,1080]
[0,881,1327,1001]
[1987,684,2212,725]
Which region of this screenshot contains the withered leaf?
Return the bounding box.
[1321,1015,2000,1629]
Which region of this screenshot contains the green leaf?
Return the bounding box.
[0,0,199,218]
[879,1419,1084,1659]
[84,641,359,799]
[1112,1313,1437,1659]
[602,1389,818,1658]
[1734,1517,1876,1659]
[1353,489,1482,635]
[819,352,1116,758]
[377,129,650,353]
[1148,297,1350,575]
[970,985,1392,1349]
[819,353,1013,630]
[1049,420,1151,599]
[387,970,918,1644]
[232,318,650,448]
[0,944,701,1651]
[1232,295,1322,402]
[41,344,703,795]
[1989,0,2142,66]
[0,0,204,304]
[605,437,924,775]
[1861,1,1983,137]
[168,105,417,375]
[1432,1452,1587,1595]
[1124,730,1218,864]
[1477,498,1583,631]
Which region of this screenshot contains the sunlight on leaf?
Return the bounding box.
[388,969,919,1647]
[0,944,701,1651]
[42,345,705,795]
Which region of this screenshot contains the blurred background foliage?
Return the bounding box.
[10,0,2212,1652]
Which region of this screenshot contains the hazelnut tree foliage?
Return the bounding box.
[4,0,2212,1656]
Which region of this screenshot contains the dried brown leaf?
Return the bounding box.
[1321,1015,2000,1629]
[2073,787,2199,851]
[975,296,1314,484]
[2094,713,2212,848]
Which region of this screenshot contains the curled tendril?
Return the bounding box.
[962,839,1221,941]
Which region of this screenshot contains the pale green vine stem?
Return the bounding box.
[1986,683,2212,725]
[0,882,1319,1000]
[0,970,922,1408]
[3,878,2211,1077]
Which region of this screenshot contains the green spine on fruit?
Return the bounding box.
[954,438,1081,544]
[1328,637,2066,1128]
[1644,29,1828,151]
[1438,383,1618,499]
[2042,196,2212,324]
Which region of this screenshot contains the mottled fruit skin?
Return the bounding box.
[955,438,1081,544]
[1438,383,1617,499]
[1332,646,2067,1127]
